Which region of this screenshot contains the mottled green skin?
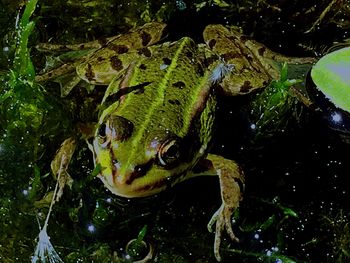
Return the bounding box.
[93,37,216,197]
[76,22,167,85]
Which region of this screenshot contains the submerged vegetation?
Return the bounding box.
[249,63,303,140]
[321,210,350,262]
[0,0,71,261]
[0,0,349,262]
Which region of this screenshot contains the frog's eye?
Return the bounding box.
[98,124,107,137]
[108,115,133,141]
[158,138,181,167]
[97,123,107,144]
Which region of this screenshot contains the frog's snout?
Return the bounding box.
[102,159,165,198]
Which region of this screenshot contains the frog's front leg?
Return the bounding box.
[199,153,245,261]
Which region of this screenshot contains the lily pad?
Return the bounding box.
[311,47,350,113]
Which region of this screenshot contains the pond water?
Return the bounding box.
[0,1,349,262]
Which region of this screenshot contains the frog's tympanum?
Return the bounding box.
[37,22,314,261]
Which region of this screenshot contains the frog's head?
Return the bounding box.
[92,114,197,198]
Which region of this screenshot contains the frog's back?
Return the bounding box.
[115,37,213,139]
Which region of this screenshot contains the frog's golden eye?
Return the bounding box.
[158,138,181,167]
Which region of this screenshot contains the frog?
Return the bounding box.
[36,22,315,261]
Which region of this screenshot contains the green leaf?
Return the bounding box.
[136,225,147,243]
[19,0,39,28]
[311,47,350,113]
[280,62,288,81]
[213,0,230,8]
[90,163,102,178]
[13,0,38,79]
[282,207,298,218]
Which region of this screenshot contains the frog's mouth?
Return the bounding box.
[97,168,168,198]
[96,156,190,198]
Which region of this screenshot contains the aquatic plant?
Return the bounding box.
[305,0,348,33]
[13,0,38,80]
[311,47,350,114]
[234,197,299,262]
[1,0,40,131]
[0,0,71,186]
[0,0,72,261]
[249,62,303,140]
[0,0,68,157]
[321,210,350,262]
[125,225,152,261]
[1,1,65,262]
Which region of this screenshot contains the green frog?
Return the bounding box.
[37,22,314,261]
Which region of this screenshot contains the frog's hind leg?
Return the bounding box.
[35,61,79,82]
[35,61,84,97]
[192,153,245,261]
[36,36,118,52]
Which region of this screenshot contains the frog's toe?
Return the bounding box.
[213,207,224,261]
[209,204,239,261]
[207,206,219,233]
[223,205,239,242]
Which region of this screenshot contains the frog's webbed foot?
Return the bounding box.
[205,154,245,261]
[207,203,239,261]
[51,137,77,200]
